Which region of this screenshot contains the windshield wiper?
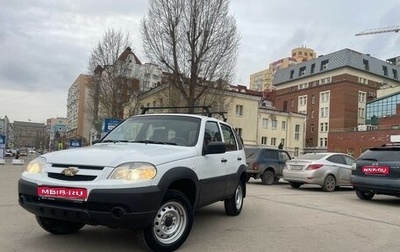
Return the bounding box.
[101,140,129,143]
[130,140,177,145]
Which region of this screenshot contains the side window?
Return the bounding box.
[204,121,222,147]
[279,151,291,162]
[327,155,345,165]
[220,123,238,151]
[263,150,278,159]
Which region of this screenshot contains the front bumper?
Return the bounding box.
[18,179,164,229]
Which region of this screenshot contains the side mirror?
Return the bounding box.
[204,141,226,155]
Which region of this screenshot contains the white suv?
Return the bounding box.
[18,112,247,252]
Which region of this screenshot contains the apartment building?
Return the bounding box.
[272,48,400,152]
[249,46,316,91]
[66,74,92,145]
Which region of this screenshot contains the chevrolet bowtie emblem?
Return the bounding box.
[62,167,79,176]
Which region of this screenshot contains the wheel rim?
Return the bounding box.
[325,176,335,191]
[235,184,243,209]
[153,201,187,244]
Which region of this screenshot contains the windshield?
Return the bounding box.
[102,115,201,147]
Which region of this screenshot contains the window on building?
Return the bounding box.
[299,96,307,106]
[271,137,276,146]
[359,92,366,103]
[358,108,365,118]
[383,65,388,76]
[290,70,294,79]
[281,121,286,130]
[310,63,316,74]
[320,122,328,132]
[236,105,243,116]
[320,91,330,102]
[393,69,398,80]
[272,120,278,129]
[311,94,316,104]
[262,118,268,128]
[290,99,294,108]
[319,138,328,147]
[299,83,308,89]
[298,51,302,55]
[359,77,368,84]
[310,124,314,133]
[320,107,328,117]
[311,109,315,118]
[363,59,369,71]
[320,77,331,85]
[292,52,296,57]
[295,124,300,140]
[320,60,329,71]
[261,136,267,145]
[299,66,306,76]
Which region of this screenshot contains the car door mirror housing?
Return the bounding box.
[204,141,226,155]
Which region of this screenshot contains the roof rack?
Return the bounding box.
[140,106,228,122]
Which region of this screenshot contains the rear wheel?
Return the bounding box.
[261,170,275,185]
[289,182,303,189]
[224,181,244,216]
[35,216,85,235]
[137,190,193,252]
[355,189,375,200]
[322,175,336,192]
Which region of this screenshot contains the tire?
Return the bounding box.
[137,190,193,252]
[35,216,85,235]
[224,181,244,216]
[261,170,275,185]
[355,189,375,200]
[322,175,336,192]
[245,174,251,183]
[289,182,302,189]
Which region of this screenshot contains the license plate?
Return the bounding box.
[362,166,389,175]
[291,165,303,170]
[37,186,88,201]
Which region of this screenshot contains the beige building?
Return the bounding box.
[66,74,93,145]
[249,46,316,91]
[137,83,306,157]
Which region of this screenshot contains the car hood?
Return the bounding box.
[42,143,198,167]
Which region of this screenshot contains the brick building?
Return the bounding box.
[272,48,400,153]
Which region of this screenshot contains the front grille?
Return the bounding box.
[51,163,104,170]
[48,173,97,181]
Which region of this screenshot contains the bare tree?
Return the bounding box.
[87,29,136,135]
[141,0,240,113]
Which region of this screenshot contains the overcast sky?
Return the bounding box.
[1,0,399,123]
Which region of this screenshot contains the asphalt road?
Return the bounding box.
[2,156,400,252]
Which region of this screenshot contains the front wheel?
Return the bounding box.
[224,181,244,216]
[35,216,85,235]
[137,190,193,252]
[355,189,375,200]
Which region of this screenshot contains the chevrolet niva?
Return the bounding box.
[18,111,247,252]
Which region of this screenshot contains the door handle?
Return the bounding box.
[221,158,228,163]
[237,157,242,161]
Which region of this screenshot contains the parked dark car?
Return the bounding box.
[245,147,291,185]
[351,144,400,200]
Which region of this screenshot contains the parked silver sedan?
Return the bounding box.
[283,152,355,192]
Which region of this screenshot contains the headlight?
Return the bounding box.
[26,157,47,174]
[109,162,157,182]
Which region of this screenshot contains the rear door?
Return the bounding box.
[326,154,354,185]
